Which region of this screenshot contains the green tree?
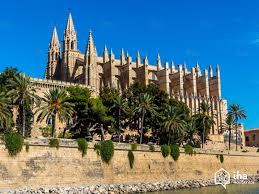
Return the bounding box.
[162,106,186,145]
[227,104,246,151]
[7,74,39,137]
[0,67,18,91]
[36,88,74,137]
[67,86,91,138]
[0,92,12,131]
[110,96,128,142]
[195,102,215,149]
[135,93,157,144]
[184,118,198,146]
[223,115,235,150]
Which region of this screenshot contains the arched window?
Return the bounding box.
[71,41,74,50]
[55,53,58,60]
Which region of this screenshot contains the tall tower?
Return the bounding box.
[85,30,97,86]
[62,12,77,81]
[45,26,61,80]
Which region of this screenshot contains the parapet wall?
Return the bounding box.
[0,140,259,189]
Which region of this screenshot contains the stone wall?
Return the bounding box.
[0,142,259,190]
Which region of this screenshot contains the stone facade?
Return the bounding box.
[0,143,259,189]
[42,13,227,135]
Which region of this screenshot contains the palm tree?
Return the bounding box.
[0,92,12,130]
[36,88,74,138]
[7,74,39,137]
[185,117,198,145]
[135,93,156,144]
[224,115,235,150]
[195,102,215,149]
[163,106,186,145]
[110,96,128,142]
[227,104,246,151]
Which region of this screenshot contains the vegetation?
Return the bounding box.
[36,88,74,138]
[25,142,29,153]
[149,144,155,152]
[219,154,224,163]
[49,138,59,149]
[170,144,180,161]
[77,138,88,157]
[131,143,138,151]
[194,102,215,149]
[128,150,134,169]
[161,144,170,158]
[0,67,248,156]
[94,143,101,156]
[4,132,24,156]
[227,104,246,151]
[184,144,194,155]
[7,74,39,137]
[100,140,114,164]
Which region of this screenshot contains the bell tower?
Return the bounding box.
[45,26,61,80]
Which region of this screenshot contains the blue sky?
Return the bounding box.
[0,0,259,128]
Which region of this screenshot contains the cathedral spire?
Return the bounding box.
[216,64,220,78]
[136,51,141,68]
[86,30,95,56]
[209,65,213,78]
[157,53,162,70]
[65,12,75,34]
[144,56,149,66]
[120,48,125,65]
[103,45,109,63]
[171,60,175,73]
[63,12,77,51]
[50,26,60,49]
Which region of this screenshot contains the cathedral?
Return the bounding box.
[42,13,227,138]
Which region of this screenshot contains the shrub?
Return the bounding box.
[184,144,194,155]
[170,144,180,161]
[77,138,88,157]
[257,148,259,152]
[49,138,59,149]
[94,143,100,156]
[100,140,114,164]
[4,132,24,157]
[161,144,170,158]
[40,126,53,137]
[128,150,134,169]
[149,144,155,152]
[219,154,224,163]
[25,143,29,153]
[131,143,138,151]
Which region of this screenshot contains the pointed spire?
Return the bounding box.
[157,53,162,70]
[171,60,175,73]
[143,56,149,66]
[103,45,109,63]
[216,64,220,77]
[49,26,60,49]
[126,51,129,58]
[209,65,213,78]
[65,12,75,34]
[183,62,187,74]
[63,12,77,51]
[110,48,115,60]
[178,64,183,72]
[86,30,95,56]
[136,50,141,68]
[196,61,200,68]
[165,61,169,69]
[120,48,125,65]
